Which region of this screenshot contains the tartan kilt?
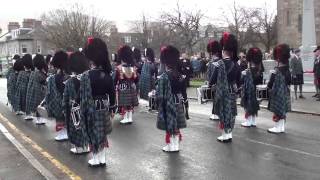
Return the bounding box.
[25,87,45,114]
[292,74,304,85]
[85,109,112,153]
[14,72,30,112]
[66,115,88,147]
[211,88,216,114]
[230,93,237,116]
[26,73,46,114]
[139,75,154,100]
[118,88,138,107]
[268,89,291,118]
[7,75,17,105]
[157,100,186,131]
[176,101,187,129]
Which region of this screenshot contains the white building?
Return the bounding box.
[0,19,54,58]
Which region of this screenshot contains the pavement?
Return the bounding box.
[0,78,320,180]
[0,130,45,180]
[188,84,320,115]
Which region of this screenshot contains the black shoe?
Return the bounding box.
[299,95,305,99]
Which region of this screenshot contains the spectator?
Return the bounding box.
[313,46,320,100]
[238,51,248,72]
[290,49,304,99]
[180,53,193,87]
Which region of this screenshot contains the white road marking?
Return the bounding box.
[243,136,320,158]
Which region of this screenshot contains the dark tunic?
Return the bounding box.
[25,70,47,114]
[14,71,31,112]
[156,70,187,134]
[139,61,158,100]
[80,69,115,153]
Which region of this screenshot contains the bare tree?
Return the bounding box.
[255,5,277,52]
[160,1,204,54]
[129,14,150,48]
[41,4,113,50]
[222,1,260,51]
[129,14,178,56]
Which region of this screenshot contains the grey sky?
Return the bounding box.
[0,0,276,32]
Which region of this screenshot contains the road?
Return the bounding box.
[0,78,319,180]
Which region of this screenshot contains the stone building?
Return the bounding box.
[0,19,54,58]
[277,0,320,48]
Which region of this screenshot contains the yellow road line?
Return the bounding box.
[0,113,82,180]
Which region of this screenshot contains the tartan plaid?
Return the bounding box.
[80,71,112,153]
[240,70,260,116]
[269,70,291,119]
[213,60,235,133]
[13,71,31,112]
[25,70,46,114]
[207,58,220,81]
[139,62,155,100]
[6,68,17,105]
[45,75,65,121]
[63,77,89,147]
[156,72,186,134]
[117,82,139,107]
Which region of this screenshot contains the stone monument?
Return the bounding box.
[301,0,316,72]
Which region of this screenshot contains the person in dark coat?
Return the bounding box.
[240,48,263,127]
[209,32,240,142]
[115,45,139,124]
[267,44,291,134]
[62,51,90,154]
[313,46,320,99]
[6,54,20,108]
[156,45,187,152]
[206,40,222,120]
[82,37,115,166]
[139,48,157,100]
[238,51,248,72]
[45,51,69,141]
[180,53,193,87]
[25,54,47,124]
[14,54,34,115]
[133,47,143,75]
[290,49,304,99]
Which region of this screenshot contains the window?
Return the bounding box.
[286,11,291,26]
[37,45,41,53]
[21,44,27,53]
[124,36,131,43]
[298,14,302,32]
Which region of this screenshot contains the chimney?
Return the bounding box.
[22,19,36,28]
[34,20,42,29]
[8,22,20,32]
